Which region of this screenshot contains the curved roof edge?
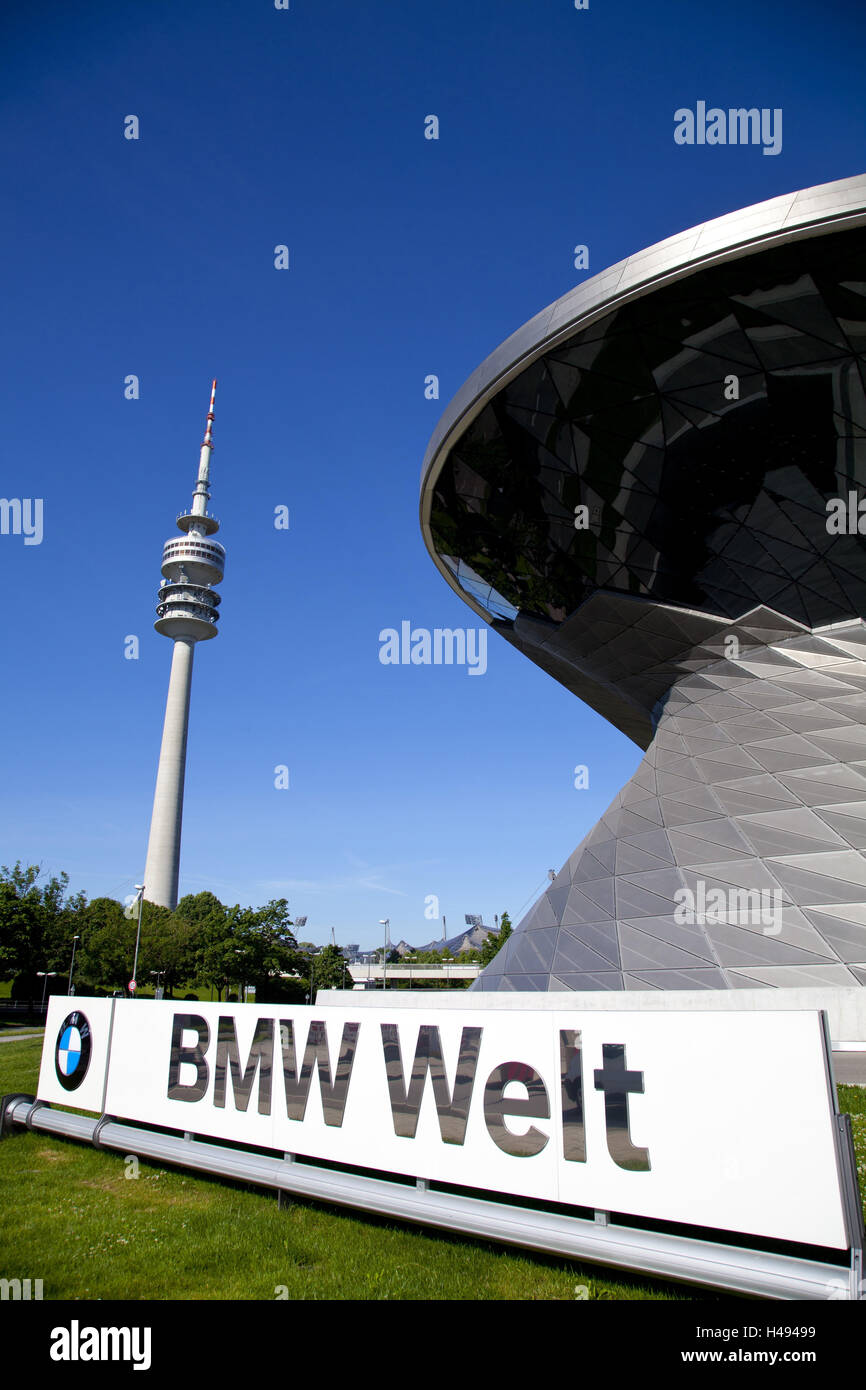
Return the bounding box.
[420,171,866,622]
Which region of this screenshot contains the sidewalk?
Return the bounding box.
[833,1052,866,1085]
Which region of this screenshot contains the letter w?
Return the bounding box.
[380,1024,482,1145]
[280,1019,360,1126]
[214,1016,274,1114]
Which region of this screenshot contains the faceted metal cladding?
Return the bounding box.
[419,173,866,991]
[479,613,866,991]
[143,381,225,910]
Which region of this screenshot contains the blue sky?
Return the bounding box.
[1,0,865,948]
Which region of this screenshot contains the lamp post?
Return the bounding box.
[37,971,57,1008]
[67,937,80,995]
[379,919,390,991]
[131,885,145,998]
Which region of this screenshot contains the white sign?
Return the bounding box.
[38,998,116,1116]
[36,999,849,1251]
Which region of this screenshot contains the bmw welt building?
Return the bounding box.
[421,173,866,996]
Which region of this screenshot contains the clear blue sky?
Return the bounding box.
[1,0,865,948]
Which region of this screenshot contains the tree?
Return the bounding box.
[374,947,400,964]
[77,897,134,993]
[310,943,348,991]
[479,911,513,967]
[0,862,86,992]
[218,899,301,1002]
[188,895,234,999]
[139,902,192,996]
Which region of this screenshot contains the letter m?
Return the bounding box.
[0,1279,22,1300]
[728,108,760,144]
[101,1329,130,1361]
[380,1023,482,1145]
[434,629,466,665]
[214,1016,274,1114]
[280,1019,360,1126]
[0,499,21,535]
[728,887,761,925]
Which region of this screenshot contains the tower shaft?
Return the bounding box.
[142,381,224,911]
[143,639,195,909]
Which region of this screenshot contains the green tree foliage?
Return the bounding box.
[77,897,134,993]
[0,861,354,1006]
[193,897,301,1002]
[234,899,300,995]
[309,943,348,991]
[0,862,86,993]
[139,902,192,996]
[479,911,513,967]
[374,947,401,964]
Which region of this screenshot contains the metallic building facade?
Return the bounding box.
[420,174,866,991]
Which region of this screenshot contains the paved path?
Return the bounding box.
[0,1031,43,1044]
[832,1052,866,1085]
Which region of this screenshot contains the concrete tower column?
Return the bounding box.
[143,638,195,909]
[141,380,225,910]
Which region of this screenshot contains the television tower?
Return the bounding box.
[142,380,225,909]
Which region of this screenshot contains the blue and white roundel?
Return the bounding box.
[54,1011,91,1091]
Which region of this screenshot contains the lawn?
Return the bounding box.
[0,1036,697,1301]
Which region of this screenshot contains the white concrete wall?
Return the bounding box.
[316,985,866,1049]
[143,638,195,909]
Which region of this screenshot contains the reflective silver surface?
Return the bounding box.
[167,1012,210,1102]
[593,1043,651,1171]
[421,173,866,596]
[214,1016,273,1115]
[559,1029,586,1162]
[380,1023,482,1143]
[419,173,866,996]
[482,1061,551,1157]
[279,1019,359,1127]
[7,1098,859,1299]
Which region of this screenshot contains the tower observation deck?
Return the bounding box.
[143,381,225,910]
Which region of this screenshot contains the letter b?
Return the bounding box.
[167,1014,210,1101]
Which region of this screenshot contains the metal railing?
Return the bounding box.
[1,1094,860,1301]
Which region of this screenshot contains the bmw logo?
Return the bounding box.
[54,1011,92,1092]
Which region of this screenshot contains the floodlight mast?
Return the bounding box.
[142,382,225,910]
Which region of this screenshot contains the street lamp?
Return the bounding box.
[379,919,390,991]
[131,885,145,998]
[37,971,57,1008]
[67,936,80,995]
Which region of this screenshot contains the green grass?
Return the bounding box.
[840,1082,866,1203]
[0,1037,697,1301]
[1,1038,863,1301]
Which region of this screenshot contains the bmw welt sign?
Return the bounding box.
[37,998,848,1250]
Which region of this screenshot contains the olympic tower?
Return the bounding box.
[142,381,225,909]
